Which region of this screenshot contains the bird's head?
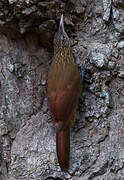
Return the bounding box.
[54,15,70,53]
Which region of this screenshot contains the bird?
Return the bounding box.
[47,14,81,171]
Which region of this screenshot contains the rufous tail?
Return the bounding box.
[56,128,70,171]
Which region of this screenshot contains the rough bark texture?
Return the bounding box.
[0,0,124,180]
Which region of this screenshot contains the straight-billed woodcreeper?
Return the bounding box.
[47,15,81,170]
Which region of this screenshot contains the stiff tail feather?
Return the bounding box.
[56,128,70,171]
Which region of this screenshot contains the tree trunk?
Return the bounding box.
[0,0,124,180]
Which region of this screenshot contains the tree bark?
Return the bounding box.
[0,0,124,180]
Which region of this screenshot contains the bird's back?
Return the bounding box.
[48,48,80,90]
[47,48,81,126]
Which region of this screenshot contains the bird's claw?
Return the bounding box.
[80,64,87,82]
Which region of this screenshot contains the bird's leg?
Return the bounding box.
[80,65,86,83]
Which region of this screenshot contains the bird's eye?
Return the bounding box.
[61,34,65,41]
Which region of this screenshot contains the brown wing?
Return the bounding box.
[47,59,81,129]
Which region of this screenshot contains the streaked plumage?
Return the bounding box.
[47,15,81,170]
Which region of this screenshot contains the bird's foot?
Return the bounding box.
[80,64,87,82]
